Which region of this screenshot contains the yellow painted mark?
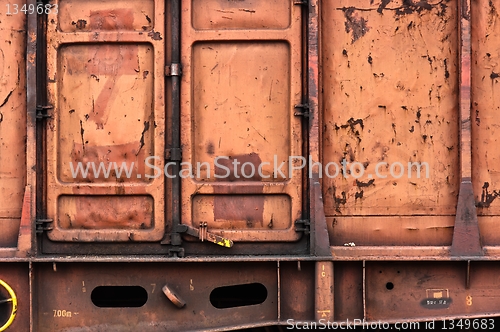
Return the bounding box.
[466,295,472,306]
[215,238,233,248]
[0,279,17,332]
[317,310,331,318]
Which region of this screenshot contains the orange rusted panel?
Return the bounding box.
[180,0,303,242]
[45,0,165,242]
[472,0,500,246]
[321,0,459,246]
[0,9,26,247]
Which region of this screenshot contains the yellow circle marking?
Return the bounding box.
[0,279,17,332]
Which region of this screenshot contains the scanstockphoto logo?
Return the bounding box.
[68,155,430,180]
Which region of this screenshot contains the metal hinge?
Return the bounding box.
[294,103,310,118]
[165,148,182,161]
[36,105,53,120]
[36,218,54,233]
[165,63,182,77]
[295,219,310,234]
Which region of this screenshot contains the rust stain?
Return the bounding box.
[147,30,162,40]
[355,179,375,188]
[340,7,370,43]
[477,182,500,208]
[73,19,87,29]
[206,141,215,155]
[136,121,150,156]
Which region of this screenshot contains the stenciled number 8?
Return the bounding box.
[45,4,52,14]
[0,280,17,332]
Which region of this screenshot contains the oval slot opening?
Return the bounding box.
[210,283,267,309]
[91,286,148,308]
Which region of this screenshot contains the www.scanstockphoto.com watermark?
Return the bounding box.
[68,155,430,180]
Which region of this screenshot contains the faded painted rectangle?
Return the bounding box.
[191,0,290,30]
[57,43,155,183]
[58,0,154,32]
[321,0,459,217]
[57,195,153,230]
[192,194,291,230]
[471,0,500,216]
[328,216,454,246]
[192,42,291,182]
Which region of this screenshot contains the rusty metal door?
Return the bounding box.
[45,0,165,242]
[180,0,304,243]
[0,11,27,248]
[321,0,460,246]
[472,0,500,247]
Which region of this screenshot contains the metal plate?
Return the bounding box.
[0,8,26,248]
[321,0,459,245]
[366,262,500,320]
[35,262,278,331]
[45,0,165,242]
[180,0,303,242]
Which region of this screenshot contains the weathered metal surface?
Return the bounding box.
[180,0,303,243]
[471,0,500,247]
[366,262,500,320]
[4,1,500,331]
[44,0,165,243]
[35,262,278,331]
[321,0,460,247]
[0,7,27,249]
[279,261,315,321]
[334,262,364,320]
[0,264,30,332]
